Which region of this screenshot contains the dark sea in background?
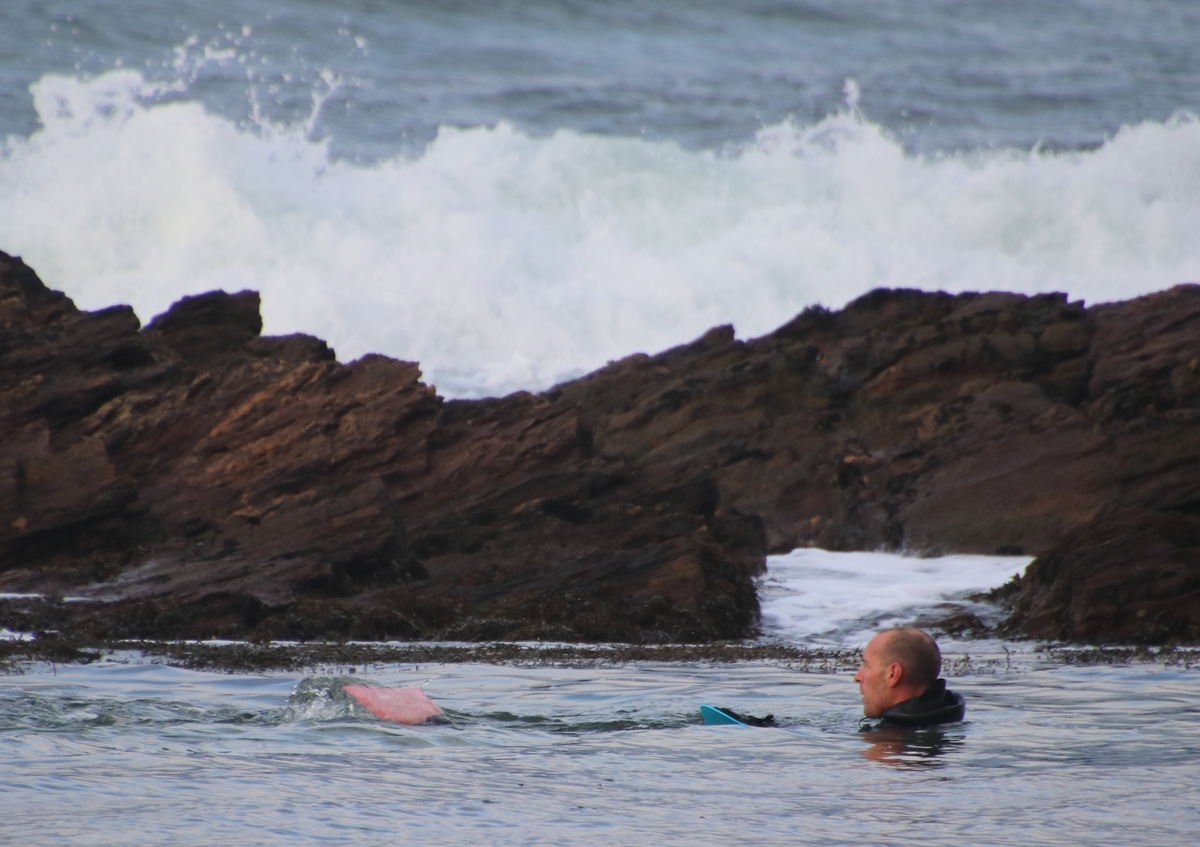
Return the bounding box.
[2,3,1200,843]
[5,0,1197,157]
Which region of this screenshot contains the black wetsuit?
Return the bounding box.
[713,707,776,727]
[873,678,965,729]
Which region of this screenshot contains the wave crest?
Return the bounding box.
[3,69,1198,397]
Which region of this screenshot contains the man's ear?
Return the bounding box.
[884,662,904,687]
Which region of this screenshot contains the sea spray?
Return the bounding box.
[2,69,1199,397]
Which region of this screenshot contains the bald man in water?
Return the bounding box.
[853,627,965,728]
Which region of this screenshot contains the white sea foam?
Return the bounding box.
[2,70,1199,397]
[759,548,1030,648]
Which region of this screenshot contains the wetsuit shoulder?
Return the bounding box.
[876,679,966,729]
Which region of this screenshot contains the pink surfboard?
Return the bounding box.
[343,685,444,725]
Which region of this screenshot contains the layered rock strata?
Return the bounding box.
[2,250,1198,643]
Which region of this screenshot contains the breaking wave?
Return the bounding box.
[2,70,1198,397]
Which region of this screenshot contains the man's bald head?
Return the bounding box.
[876,628,941,689]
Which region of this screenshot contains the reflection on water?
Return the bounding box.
[857,724,965,767]
[1,653,1199,846]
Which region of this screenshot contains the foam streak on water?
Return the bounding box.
[2,70,1198,397]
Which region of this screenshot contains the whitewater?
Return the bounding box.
[2,65,1198,397]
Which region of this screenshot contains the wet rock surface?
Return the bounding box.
[2,250,1198,644]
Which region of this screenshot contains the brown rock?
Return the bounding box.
[3,248,1199,644]
[1007,506,1200,643]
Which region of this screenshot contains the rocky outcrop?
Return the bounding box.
[1003,291,1200,643]
[0,251,758,642]
[2,249,1198,643]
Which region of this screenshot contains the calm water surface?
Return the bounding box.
[2,653,1197,845]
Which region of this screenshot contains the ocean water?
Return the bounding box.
[3,659,1200,847]
[758,548,1028,646]
[2,551,1200,839]
[1,1,1198,396]
[6,551,1200,845]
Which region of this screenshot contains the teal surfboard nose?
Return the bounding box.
[700,705,749,726]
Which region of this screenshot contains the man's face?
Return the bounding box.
[854,633,896,718]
